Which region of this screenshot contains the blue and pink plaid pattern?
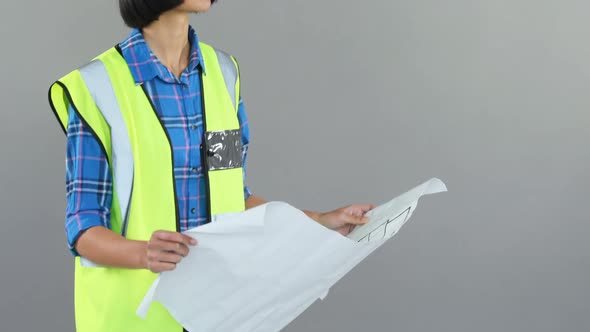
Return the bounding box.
[65,27,251,255]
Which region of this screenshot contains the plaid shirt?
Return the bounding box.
[65,27,251,255]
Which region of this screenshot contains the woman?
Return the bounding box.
[48,1,374,331]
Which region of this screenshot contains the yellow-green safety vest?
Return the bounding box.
[48,42,246,332]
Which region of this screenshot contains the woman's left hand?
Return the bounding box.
[316,204,375,236]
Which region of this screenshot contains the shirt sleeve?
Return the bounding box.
[65,104,113,256]
[237,96,252,200]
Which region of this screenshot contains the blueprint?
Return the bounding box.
[347,178,447,242]
[137,178,447,332]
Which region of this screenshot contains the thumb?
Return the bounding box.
[345,213,370,225]
[181,234,198,246]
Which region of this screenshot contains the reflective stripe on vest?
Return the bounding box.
[214,48,238,110]
[79,60,134,238]
[48,42,246,332]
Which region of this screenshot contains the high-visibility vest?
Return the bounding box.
[48,42,246,332]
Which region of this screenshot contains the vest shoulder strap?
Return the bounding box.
[199,42,241,112]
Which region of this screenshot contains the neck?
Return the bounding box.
[142,10,191,78]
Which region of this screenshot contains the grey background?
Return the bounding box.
[1,0,588,331]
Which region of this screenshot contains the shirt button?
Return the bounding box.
[191,125,197,131]
[191,208,196,214]
[191,167,198,173]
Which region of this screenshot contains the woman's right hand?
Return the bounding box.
[145,230,198,273]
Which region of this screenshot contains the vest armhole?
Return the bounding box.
[53,80,112,170]
[48,82,67,135]
[230,54,241,110]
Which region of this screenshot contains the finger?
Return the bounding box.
[148,261,176,273]
[152,251,184,264]
[148,239,190,256]
[348,224,357,235]
[181,234,198,246]
[354,203,376,213]
[345,204,375,215]
[155,231,197,246]
[349,209,363,217]
[154,230,186,243]
[343,213,370,225]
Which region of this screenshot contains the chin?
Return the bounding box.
[178,0,214,12]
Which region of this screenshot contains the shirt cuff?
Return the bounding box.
[244,185,252,201]
[65,211,108,256]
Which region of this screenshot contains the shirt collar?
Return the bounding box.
[118,25,206,85]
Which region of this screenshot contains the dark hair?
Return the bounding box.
[119,0,217,29]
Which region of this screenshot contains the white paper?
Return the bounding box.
[137,178,447,332]
[347,177,447,242]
